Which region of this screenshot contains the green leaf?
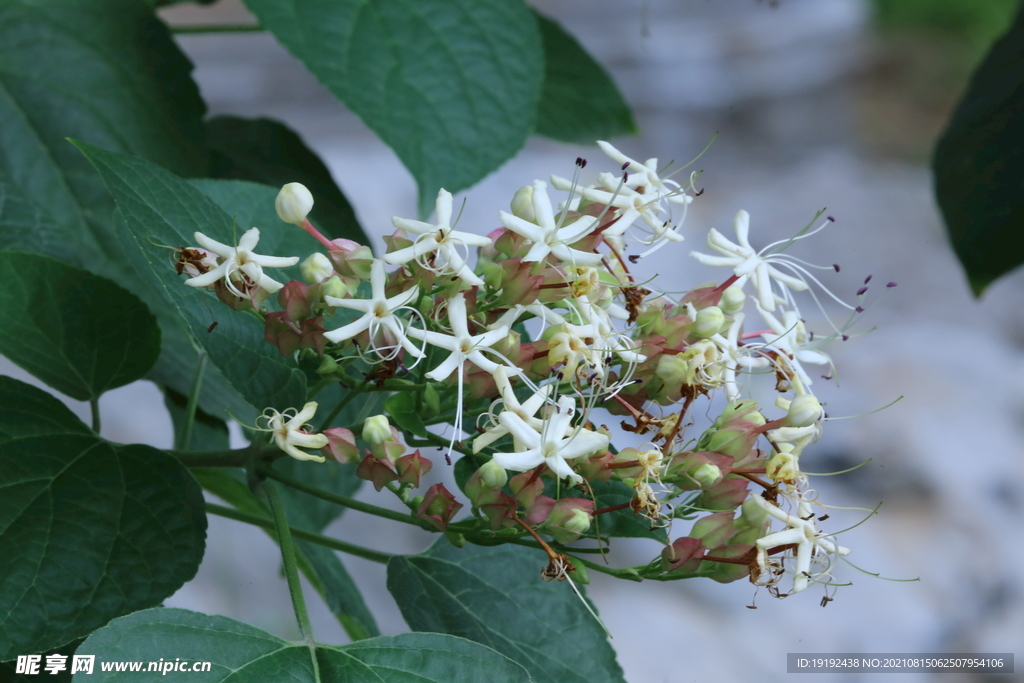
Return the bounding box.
[205,116,368,244]
[588,480,668,543]
[0,437,206,660]
[0,636,83,682]
[74,142,307,412]
[533,12,637,144]
[0,0,206,271]
[387,540,625,683]
[384,391,429,437]
[241,0,544,216]
[0,375,91,443]
[934,4,1024,294]
[0,252,161,402]
[76,608,531,682]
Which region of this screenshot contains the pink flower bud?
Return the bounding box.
[689,511,736,549]
[321,427,358,464]
[396,450,432,487]
[661,537,705,573]
[544,497,595,545]
[509,472,544,508]
[264,311,300,357]
[694,477,749,511]
[417,484,463,531]
[356,452,398,491]
[277,281,312,322]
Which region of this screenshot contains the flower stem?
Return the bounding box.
[259,464,434,530]
[169,24,265,34]
[206,503,393,564]
[90,397,101,434]
[262,482,315,644]
[175,351,207,451]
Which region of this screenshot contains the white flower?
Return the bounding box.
[552,141,693,247]
[407,292,520,461]
[498,180,603,266]
[323,259,423,360]
[707,312,770,401]
[473,367,557,453]
[750,493,850,594]
[753,305,832,393]
[406,293,515,382]
[184,227,298,297]
[492,396,609,484]
[385,189,490,285]
[260,402,328,462]
[691,210,813,312]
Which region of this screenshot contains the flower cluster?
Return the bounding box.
[178,143,891,599]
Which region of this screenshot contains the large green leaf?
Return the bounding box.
[0,252,160,402]
[0,0,206,270]
[934,3,1024,294]
[75,608,531,682]
[533,12,637,144]
[74,142,307,412]
[0,436,207,660]
[0,375,91,443]
[0,0,239,421]
[387,540,624,683]
[206,116,367,244]
[241,0,544,217]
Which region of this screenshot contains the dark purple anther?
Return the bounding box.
[842,334,849,341]
[864,274,872,284]
[856,286,868,296]
[576,157,587,168]
[855,306,864,313]
[621,162,630,171]
[887,281,898,288]
[827,216,835,222]
[833,263,841,272]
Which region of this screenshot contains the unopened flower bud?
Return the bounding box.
[320,275,347,300]
[786,393,823,428]
[275,182,314,225]
[719,285,745,315]
[656,353,689,386]
[316,355,339,376]
[417,484,463,532]
[300,252,333,284]
[363,415,391,445]
[693,305,725,337]
[690,462,723,488]
[479,459,508,489]
[510,185,535,222]
[321,427,358,464]
[545,498,594,545]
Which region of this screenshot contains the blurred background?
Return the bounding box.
[5,0,1023,680]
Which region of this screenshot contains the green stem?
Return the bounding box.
[262,482,315,643]
[259,465,434,529]
[207,503,393,564]
[169,24,265,34]
[175,352,208,451]
[90,397,101,434]
[571,555,645,582]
